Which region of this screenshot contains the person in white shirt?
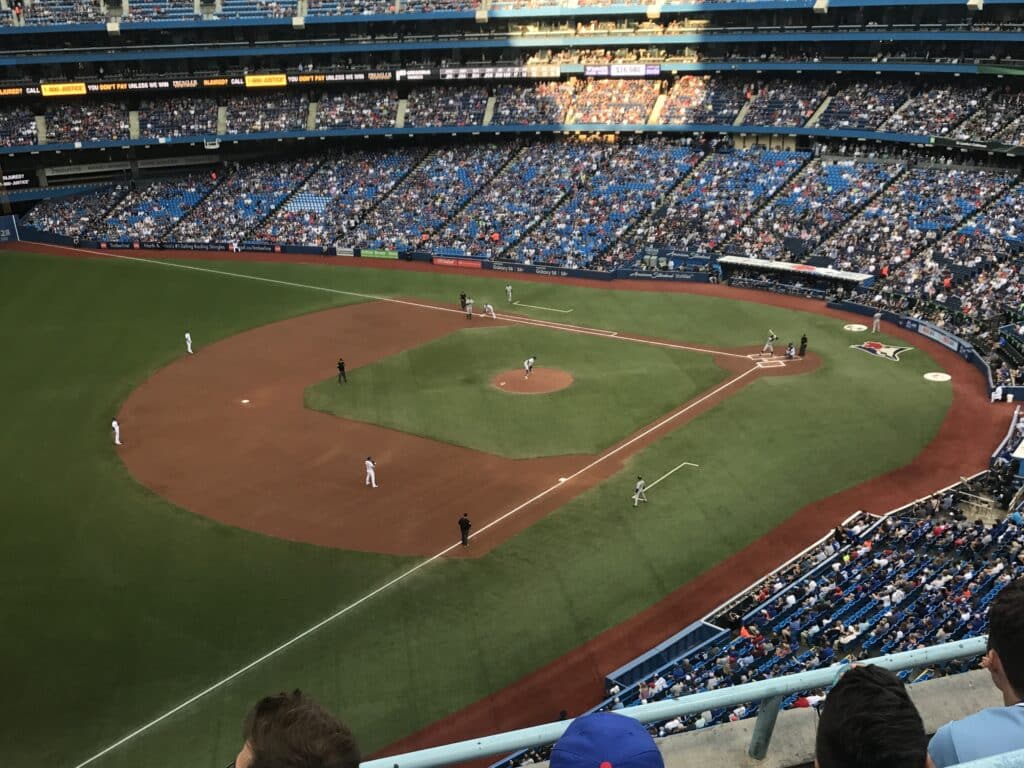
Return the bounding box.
[505,283,513,302]
[364,456,377,488]
[872,311,883,333]
[633,475,648,507]
[523,356,536,379]
[464,298,474,319]
[483,303,497,319]
[185,331,193,355]
[111,419,122,446]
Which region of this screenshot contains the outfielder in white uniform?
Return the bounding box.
[483,303,497,319]
[633,476,648,507]
[111,419,122,446]
[524,356,536,379]
[185,331,193,355]
[364,456,377,488]
[872,312,882,333]
[505,284,513,302]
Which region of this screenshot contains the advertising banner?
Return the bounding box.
[433,256,483,269]
[627,270,709,282]
[359,248,399,260]
[0,215,17,243]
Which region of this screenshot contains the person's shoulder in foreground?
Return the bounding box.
[816,664,932,768]
[930,579,1024,767]
[551,711,663,768]
[233,689,360,768]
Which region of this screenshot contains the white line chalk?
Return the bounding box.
[513,300,574,313]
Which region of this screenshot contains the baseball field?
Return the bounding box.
[0,246,1006,768]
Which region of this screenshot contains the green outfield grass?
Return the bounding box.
[0,250,952,768]
[306,325,728,458]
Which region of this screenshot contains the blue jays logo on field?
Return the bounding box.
[851,341,913,361]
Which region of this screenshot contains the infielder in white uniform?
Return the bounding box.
[464,298,474,319]
[505,284,513,302]
[633,476,648,507]
[185,331,193,355]
[524,356,536,379]
[483,303,497,319]
[364,456,377,488]
[872,311,882,333]
[111,419,122,446]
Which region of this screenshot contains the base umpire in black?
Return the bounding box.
[459,514,471,546]
[337,357,347,383]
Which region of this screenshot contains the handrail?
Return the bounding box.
[361,636,987,768]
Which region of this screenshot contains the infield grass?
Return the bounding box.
[305,324,729,458]
[0,250,953,768]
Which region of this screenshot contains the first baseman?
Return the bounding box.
[505,284,513,302]
[364,456,377,488]
[465,297,474,319]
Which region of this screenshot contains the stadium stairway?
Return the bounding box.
[482,95,496,126]
[924,173,1024,262]
[714,152,815,255]
[423,142,525,246]
[395,98,408,128]
[342,146,430,233]
[732,97,753,126]
[647,93,668,125]
[240,160,325,242]
[804,96,832,128]
[810,159,908,261]
[162,172,226,238]
[611,150,714,258]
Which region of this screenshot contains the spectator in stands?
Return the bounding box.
[550,712,663,768]
[233,689,360,768]
[815,665,931,768]
[929,579,1024,767]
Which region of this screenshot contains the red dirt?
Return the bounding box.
[492,368,573,394]
[8,243,1013,758]
[116,299,805,558]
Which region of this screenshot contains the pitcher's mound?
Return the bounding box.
[491,368,574,395]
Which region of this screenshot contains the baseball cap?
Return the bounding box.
[550,712,664,768]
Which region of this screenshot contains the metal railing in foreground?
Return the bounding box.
[362,637,987,768]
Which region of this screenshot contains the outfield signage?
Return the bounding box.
[0,215,18,243]
[719,255,872,284]
[626,269,705,282]
[433,256,483,269]
[359,248,399,260]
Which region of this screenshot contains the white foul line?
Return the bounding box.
[73,360,760,768]
[647,460,700,491]
[513,300,574,313]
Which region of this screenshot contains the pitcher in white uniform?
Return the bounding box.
[111,419,122,446]
[364,456,377,488]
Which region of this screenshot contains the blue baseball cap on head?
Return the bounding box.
[550,712,664,768]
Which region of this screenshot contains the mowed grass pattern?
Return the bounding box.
[306,325,729,458]
[0,251,951,768]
